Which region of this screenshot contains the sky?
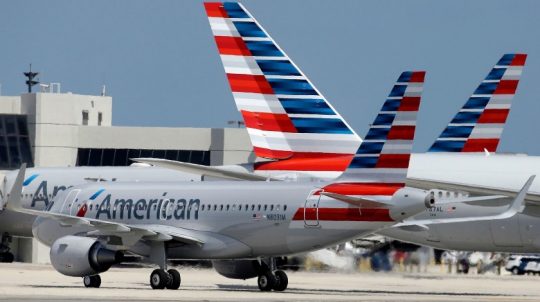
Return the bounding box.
[1,0,539,154]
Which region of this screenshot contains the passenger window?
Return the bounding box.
[276,205,280,211]
[214,205,217,211]
[245,204,248,211]
[251,205,255,211]
[220,205,223,211]
[270,205,274,211]
[201,205,205,211]
[258,205,261,211]
[226,205,230,211]
[284,205,287,211]
[264,205,268,211]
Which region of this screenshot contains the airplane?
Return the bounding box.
[0,2,529,263]
[8,77,438,291]
[8,69,534,291]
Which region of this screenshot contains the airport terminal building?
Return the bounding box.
[0,89,252,263]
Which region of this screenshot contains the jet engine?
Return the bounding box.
[389,187,435,221]
[50,236,123,277]
[212,260,260,279]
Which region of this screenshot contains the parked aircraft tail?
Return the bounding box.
[331,71,425,186]
[429,53,527,153]
[204,2,360,178]
[318,71,426,220]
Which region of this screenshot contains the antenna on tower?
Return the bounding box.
[23,64,39,93]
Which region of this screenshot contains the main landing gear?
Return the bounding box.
[257,258,289,292]
[150,268,181,290]
[148,241,181,290]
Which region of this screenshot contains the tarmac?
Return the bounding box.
[0,262,538,301]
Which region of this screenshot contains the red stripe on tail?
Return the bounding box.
[253,147,293,160]
[255,153,354,172]
[511,54,527,66]
[387,126,415,140]
[462,139,499,152]
[398,97,421,111]
[410,71,426,83]
[376,154,411,168]
[204,3,228,18]
[214,36,251,56]
[477,109,509,123]
[227,74,274,94]
[241,111,297,133]
[493,80,519,95]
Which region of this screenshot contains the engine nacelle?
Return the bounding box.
[389,187,435,221]
[50,236,123,277]
[212,260,260,280]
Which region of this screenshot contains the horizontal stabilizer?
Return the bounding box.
[396,175,534,228]
[320,192,390,208]
[132,158,279,181]
[436,194,508,206]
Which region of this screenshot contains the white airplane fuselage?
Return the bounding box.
[32,181,403,259]
[4,152,540,253]
[381,152,540,252]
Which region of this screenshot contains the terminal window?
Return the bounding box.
[0,115,33,169]
[82,111,89,125]
[76,148,210,167]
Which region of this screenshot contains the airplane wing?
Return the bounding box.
[132,158,280,181]
[406,176,540,205]
[6,164,204,246]
[395,175,534,231]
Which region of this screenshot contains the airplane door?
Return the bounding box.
[490,216,523,247]
[60,189,81,214]
[304,190,320,227]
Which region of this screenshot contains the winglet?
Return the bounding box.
[511,175,534,214]
[6,163,26,211]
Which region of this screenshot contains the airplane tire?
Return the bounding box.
[150,269,168,289]
[273,270,288,291]
[257,271,276,292]
[166,269,181,290]
[83,275,101,288]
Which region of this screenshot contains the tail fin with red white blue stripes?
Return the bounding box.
[327,71,425,189]
[204,2,360,178]
[429,53,527,153]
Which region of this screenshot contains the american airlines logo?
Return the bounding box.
[93,194,200,221]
